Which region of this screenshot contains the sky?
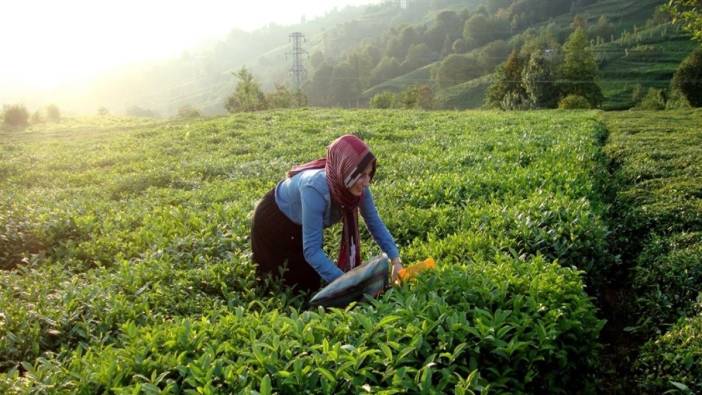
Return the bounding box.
[0,0,381,92]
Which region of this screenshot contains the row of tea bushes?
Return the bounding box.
[1,110,609,392]
[634,315,702,393]
[0,117,290,369]
[631,232,702,336]
[3,256,602,394]
[0,250,279,372]
[603,110,702,393]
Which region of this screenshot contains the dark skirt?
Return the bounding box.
[251,188,321,293]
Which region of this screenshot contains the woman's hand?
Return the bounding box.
[390,257,403,284]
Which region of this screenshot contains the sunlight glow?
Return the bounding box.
[0,0,380,90]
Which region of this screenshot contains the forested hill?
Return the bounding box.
[80,0,696,115]
[298,0,695,111]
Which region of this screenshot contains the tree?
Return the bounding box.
[464,14,494,47]
[636,87,666,110]
[398,26,419,59]
[522,51,560,108]
[590,15,615,41]
[521,28,560,58]
[452,38,466,54]
[571,15,588,31]
[671,46,702,107]
[424,25,447,51]
[225,67,267,112]
[362,44,382,66]
[403,43,433,70]
[665,87,692,109]
[435,10,463,41]
[415,85,435,110]
[433,53,481,88]
[346,51,374,90]
[477,39,511,71]
[97,107,110,116]
[330,62,360,107]
[370,56,401,86]
[370,91,396,109]
[560,28,603,107]
[631,83,645,105]
[510,12,526,33]
[666,0,702,42]
[271,84,307,109]
[385,36,405,60]
[440,34,453,58]
[398,87,418,109]
[306,62,334,106]
[485,49,529,109]
[558,94,591,109]
[647,6,672,28]
[3,104,29,127]
[46,104,60,122]
[177,104,201,118]
[397,85,434,109]
[310,51,325,69]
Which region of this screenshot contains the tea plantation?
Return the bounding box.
[603,110,702,393]
[0,109,699,393]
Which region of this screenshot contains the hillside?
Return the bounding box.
[5,0,697,115]
[595,23,699,109]
[355,0,696,110]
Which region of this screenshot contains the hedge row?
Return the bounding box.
[604,110,702,393]
[3,256,602,394]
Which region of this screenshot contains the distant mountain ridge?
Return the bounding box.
[26,0,696,115]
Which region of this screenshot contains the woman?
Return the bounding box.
[251,134,403,293]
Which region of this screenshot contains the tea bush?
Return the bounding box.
[2,104,29,128]
[604,110,702,392]
[604,111,702,263]
[0,204,45,270]
[0,110,609,392]
[5,256,602,394]
[634,314,702,393]
[370,91,396,109]
[558,95,591,109]
[634,88,666,110]
[631,232,702,336]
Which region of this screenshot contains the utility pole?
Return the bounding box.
[288,32,307,92]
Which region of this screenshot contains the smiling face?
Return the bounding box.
[349,162,374,196]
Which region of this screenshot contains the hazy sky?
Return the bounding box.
[0,0,381,91]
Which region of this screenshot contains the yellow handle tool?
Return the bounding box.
[397,257,436,282]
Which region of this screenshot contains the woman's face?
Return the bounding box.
[349,162,373,196]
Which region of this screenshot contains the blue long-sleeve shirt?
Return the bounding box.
[274,168,399,283]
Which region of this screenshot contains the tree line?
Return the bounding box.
[1,104,61,129]
[485,20,603,110]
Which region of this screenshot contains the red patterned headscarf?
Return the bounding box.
[288,134,376,271]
